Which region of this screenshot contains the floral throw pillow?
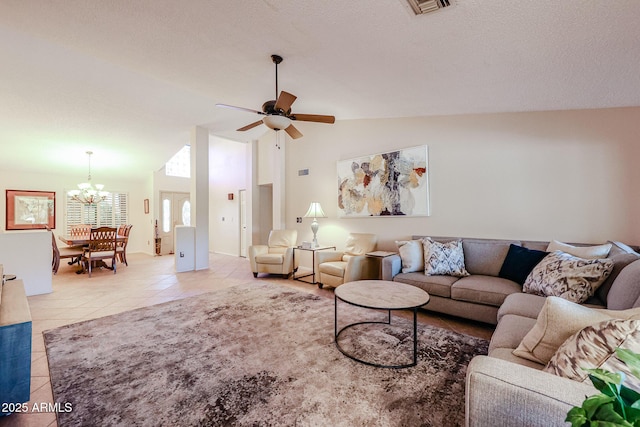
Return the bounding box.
[523,251,614,303]
[422,238,469,277]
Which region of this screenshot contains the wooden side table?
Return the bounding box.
[293,245,335,285]
[365,251,398,279]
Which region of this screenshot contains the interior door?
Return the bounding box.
[160,191,190,255]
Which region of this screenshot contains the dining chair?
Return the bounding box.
[48,228,84,274]
[81,227,118,277]
[70,224,91,237]
[116,224,133,266]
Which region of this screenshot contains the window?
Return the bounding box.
[182,200,191,226]
[65,192,129,234]
[162,198,171,233]
[165,145,190,178]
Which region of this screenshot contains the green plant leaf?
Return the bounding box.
[620,385,640,407]
[584,394,617,419]
[566,406,588,427]
[593,402,634,426]
[625,406,640,422]
[617,349,640,380]
[589,370,624,396]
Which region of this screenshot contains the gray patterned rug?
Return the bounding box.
[44,282,488,426]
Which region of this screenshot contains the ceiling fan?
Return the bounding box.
[216,54,335,139]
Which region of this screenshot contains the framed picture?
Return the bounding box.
[337,145,430,217]
[144,198,150,214]
[6,190,56,230]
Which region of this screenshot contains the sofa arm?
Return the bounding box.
[381,254,402,281]
[282,247,295,274]
[465,355,597,427]
[248,245,268,272]
[316,251,344,265]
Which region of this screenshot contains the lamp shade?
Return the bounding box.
[304,202,326,219]
[263,115,291,130]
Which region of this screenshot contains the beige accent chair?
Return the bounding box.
[249,229,298,279]
[316,233,378,289]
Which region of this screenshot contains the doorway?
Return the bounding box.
[159,191,190,255]
[239,189,247,257]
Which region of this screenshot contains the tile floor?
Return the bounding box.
[0,252,494,427]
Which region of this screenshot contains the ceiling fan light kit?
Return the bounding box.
[216,54,335,139]
[263,115,291,131]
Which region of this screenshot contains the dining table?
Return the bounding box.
[58,234,127,274]
[58,234,126,246]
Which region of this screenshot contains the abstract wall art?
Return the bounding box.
[337,145,429,217]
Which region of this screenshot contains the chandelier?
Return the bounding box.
[68,151,109,205]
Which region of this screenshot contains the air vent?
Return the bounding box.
[406,0,452,15]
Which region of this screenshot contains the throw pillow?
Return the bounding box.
[544,319,640,391]
[546,240,612,259]
[422,238,469,277]
[512,296,640,365]
[522,251,614,304]
[498,244,548,285]
[395,240,424,273]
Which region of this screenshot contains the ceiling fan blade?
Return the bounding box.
[237,120,264,132]
[284,124,303,139]
[274,91,297,112]
[291,113,335,124]
[216,103,265,115]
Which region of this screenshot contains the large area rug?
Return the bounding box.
[44,282,488,426]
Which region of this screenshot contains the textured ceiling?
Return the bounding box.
[1,0,639,180]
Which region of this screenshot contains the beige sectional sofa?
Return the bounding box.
[380,235,640,426]
[466,258,640,426]
[381,236,638,324]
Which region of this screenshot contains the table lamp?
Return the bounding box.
[304,202,327,248]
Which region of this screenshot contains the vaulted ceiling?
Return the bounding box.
[1,0,639,180]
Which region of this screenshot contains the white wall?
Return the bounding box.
[208,136,249,256]
[286,107,640,251]
[0,169,150,254]
[0,231,52,296]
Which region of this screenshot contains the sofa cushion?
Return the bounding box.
[318,261,347,278]
[521,241,550,251]
[344,233,377,256]
[512,296,640,365]
[423,238,469,277]
[595,253,640,306]
[498,244,549,285]
[497,293,549,323]
[462,239,519,276]
[489,313,538,355]
[543,319,640,391]
[254,253,284,264]
[608,240,639,257]
[487,348,545,370]
[546,240,612,259]
[395,240,424,273]
[392,272,458,298]
[522,251,614,304]
[451,275,521,307]
[606,259,640,310]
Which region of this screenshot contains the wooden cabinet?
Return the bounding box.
[0,269,32,416]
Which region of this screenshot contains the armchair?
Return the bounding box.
[249,229,298,279]
[316,233,378,288]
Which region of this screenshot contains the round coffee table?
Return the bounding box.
[334,280,430,368]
